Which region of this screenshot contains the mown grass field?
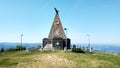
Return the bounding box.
[0,50,120,68]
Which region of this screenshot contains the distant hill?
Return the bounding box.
[0,42,41,50]
[0,43,120,54]
[72,44,120,54]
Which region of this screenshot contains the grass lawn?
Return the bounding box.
[0,50,120,68]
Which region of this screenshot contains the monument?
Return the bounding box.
[42,8,71,50]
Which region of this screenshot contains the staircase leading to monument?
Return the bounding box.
[43,44,52,50]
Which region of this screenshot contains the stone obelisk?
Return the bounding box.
[43,8,71,50]
[48,8,66,39]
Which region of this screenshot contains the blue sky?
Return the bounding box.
[0,0,120,45]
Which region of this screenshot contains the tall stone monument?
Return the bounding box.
[43,8,71,50]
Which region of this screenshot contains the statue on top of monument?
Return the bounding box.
[54,8,59,15]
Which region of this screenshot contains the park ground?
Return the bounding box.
[0,50,120,68]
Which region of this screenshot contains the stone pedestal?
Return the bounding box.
[43,38,71,50]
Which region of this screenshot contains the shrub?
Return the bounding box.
[6,45,26,51]
[15,45,26,51]
[6,48,16,51]
[0,48,4,52]
[72,48,85,53]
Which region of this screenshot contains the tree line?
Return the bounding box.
[0,45,26,52]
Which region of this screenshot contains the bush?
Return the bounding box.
[72,48,85,53]
[16,45,26,51]
[6,45,26,51]
[0,48,4,52]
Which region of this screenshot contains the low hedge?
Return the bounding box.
[72,48,85,53]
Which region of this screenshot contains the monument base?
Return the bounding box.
[43,38,71,50]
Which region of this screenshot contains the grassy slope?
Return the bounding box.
[0,50,120,68]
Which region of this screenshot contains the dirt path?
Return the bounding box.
[16,54,76,68]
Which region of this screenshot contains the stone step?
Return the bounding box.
[43,44,52,50]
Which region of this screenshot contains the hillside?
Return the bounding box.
[0,50,120,68]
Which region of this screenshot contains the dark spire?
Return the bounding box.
[54,8,59,15]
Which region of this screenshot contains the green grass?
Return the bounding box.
[0,50,40,67]
[0,50,120,68]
